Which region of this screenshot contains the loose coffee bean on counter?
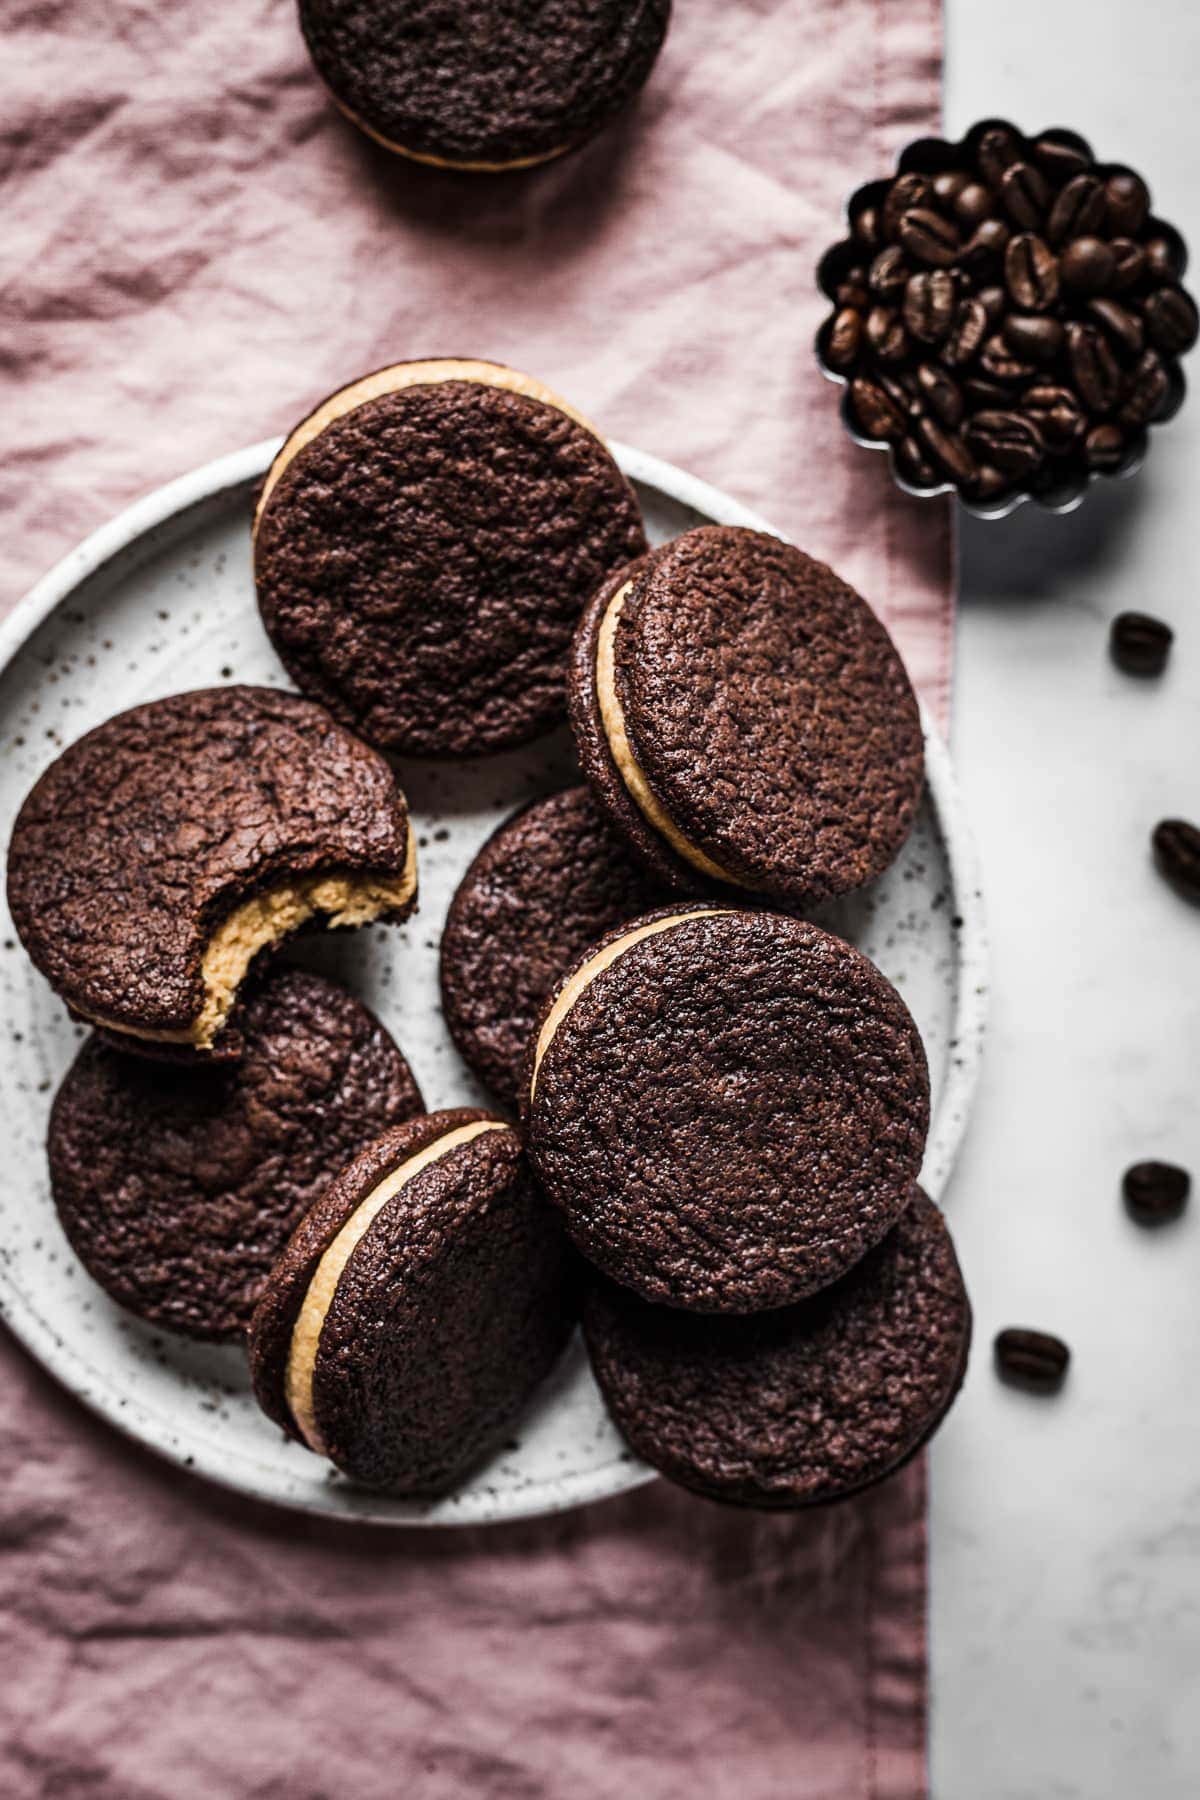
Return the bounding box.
[1109,610,1173,675]
[1153,818,1200,902]
[819,123,1197,504]
[994,1328,1071,1393]
[1123,1160,1190,1225]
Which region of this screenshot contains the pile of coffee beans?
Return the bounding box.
[817,120,1198,511]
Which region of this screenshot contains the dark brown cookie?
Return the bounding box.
[439,785,664,1109]
[254,361,648,758]
[6,686,416,1057]
[524,906,930,1312]
[569,525,925,903]
[47,968,423,1342]
[584,1188,971,1508]
[298,0,672,171]
[248,1110,578,1494]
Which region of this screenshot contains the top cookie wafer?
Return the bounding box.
[299,0,672,172]
[6,686,416,1057]
[254,360,648,758]
[570,526,925,902]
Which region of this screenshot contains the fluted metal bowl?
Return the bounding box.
[815,119,1190,521]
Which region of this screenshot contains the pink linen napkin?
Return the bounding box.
[0,3,951,1795]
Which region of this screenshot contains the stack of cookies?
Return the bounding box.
[6,358,970,1508]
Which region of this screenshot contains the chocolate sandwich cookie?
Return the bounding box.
[524,906,930,1312]
[249,1109,577,1493]
[6,687,416,1057]
[48,968,423,1341]
[569,525,925,902]
[298,0,671,172]
[439,785,664,1109]
[254,360,648,758]
[583,1188,971,1509]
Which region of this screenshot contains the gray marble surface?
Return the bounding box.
[932,6,1200,1795]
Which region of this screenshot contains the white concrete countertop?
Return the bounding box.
[933,6,1200,1795]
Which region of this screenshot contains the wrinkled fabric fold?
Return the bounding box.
[0,2,949,1794]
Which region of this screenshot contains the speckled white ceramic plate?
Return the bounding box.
[0,440,987,1526]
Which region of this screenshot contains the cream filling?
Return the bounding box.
[284,1119,507,1453]
[529,908,730,1099]
[84,834,417,1050]
[329,90,571,175]
[255,359,599,526]
[595,581,749,889]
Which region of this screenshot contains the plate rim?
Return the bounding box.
[0,437,989,1528]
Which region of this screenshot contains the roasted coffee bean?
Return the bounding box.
[1047,172,1107,246]
[1031,133,1092,185]
[852,203,882,250]
[964,463,1013,505]
[879,370,923,420]
[1084,422,1126,470]
[882,172,933,242]
[916,361,965,427]
[1123,1159,1190,1224]
[976,284,1007,326]
[898,206,960,268]
[954,180,994,228]
[1000,160,1050,230]
[1107,239,1146,293]
[1109,611,1173,676]
[916,415,978,485]
[1144,234,1184,284]
[1153,818,1200,902]
[1022,384,1087,452]
[1059,236,1116,296]
[1088,298,1145,360]
[1118,349,1170,426]
[849,377,906,442]
[977,124,1024,190]
[1104,170,1150,237]
[994,1328,1070,1393]
[942,297,989,368]
[894,434,939,489]
[870,244,910,299]
[1144,287,1200,355]
[960,217,1010,281]
[964,375,1017,410]
[965,409,1044,477]
[979,333,1036,383]
[865,305,909,365]
[904,270,956,344]
[1067,321,1121,413]
[1003,313,1064,366]
[837,277,870,310]
[1005,233,1059,312]
[932,168,969,210]
[825,307,863,371]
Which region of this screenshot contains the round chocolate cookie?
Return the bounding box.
[48,968,423,1342]
[298,0,672,171]
[524,906,930,1312]
[439,785,664,1109]
[248,1109,578,1493]
[569,525,925,903]
[254,360,648,758]
[583,1188,971,1509]
[6,686,416,1057]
